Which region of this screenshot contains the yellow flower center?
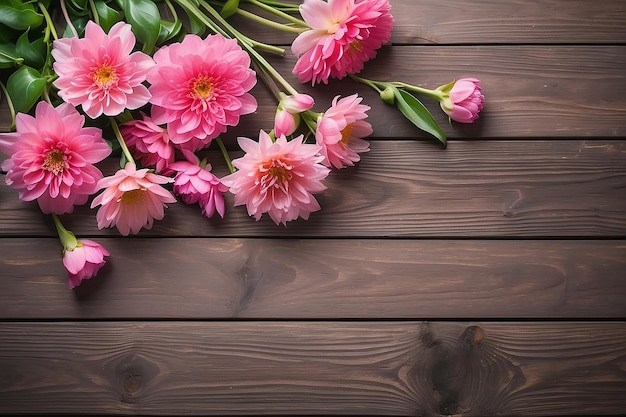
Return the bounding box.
[340,123,354,144]
[42,149,66,175]
[267,166,289,183]
[93,63,118,88]
[192,75,214,99]
[120,189,145,205]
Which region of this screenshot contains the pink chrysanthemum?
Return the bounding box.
[52,21,153,118]
[315,94,372,169]
[91,163,176,236]
[0,102,111,214]
[63,240,110,289]
[147,34,257,152]
[170,152,228,218]
[120,113,175,175]
[292,0,394,84]
[221,131,330,225]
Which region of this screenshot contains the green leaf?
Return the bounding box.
[0,1,44,30]
[120,0,160,53]
[392,87,447,147]
[157,19,182,43]
[0,43,22,69]
[94,0,123,33]
[16,30,46,70]
[220,0,240,18]
[6,65,46,113]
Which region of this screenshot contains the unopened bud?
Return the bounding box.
[380,87,395,105]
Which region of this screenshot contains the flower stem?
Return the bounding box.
[110,118,135,167]
[391,81,444,100]
[88,0,100,26]
[52,214,78,251]
[236,8,306,34]
[216,137,236,174]
[60,0,79,37]
[38,1,58,41]
[247,0,308,28]
[0,82,17,130]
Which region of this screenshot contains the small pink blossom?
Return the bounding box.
[292,0,394,84]
[91,162,176,236]
[63,240,110,289]
[315,94,372,169]
[439,78,485,123]
[221,131,330,225]
[148,33,257,151]
[170,152,228,218]
[0,102,111,214]
[52,21,153,118]
[120,113,175,175]
[274,93,315,137]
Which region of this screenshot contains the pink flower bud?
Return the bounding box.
[280,94,314,114]
[63,240,109,289]
[440,78,484,123]
[274,108,299,137]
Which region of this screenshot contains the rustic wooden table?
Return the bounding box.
[1,0,626,415]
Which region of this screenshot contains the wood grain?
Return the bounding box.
[0,321,624,416]
[2,140,624,238]
[1,238,625,320]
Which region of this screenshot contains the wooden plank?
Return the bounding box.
[1,46,625,138]
[230,0,626,45]
[1,238,625,319]
[0,321,624,415]
[2,140,624,238]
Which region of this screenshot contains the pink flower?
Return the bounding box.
[439,78,485,123]
[274,93,315,137]
[0,102,111,214]
[147,34,257,152]
[63,240,110,289]
[315,94,372,169]
[91,162,176,236]
[120,113,175,175]
[292,0,394,84]
[221,131,330,225]
[52,21,153,118]
[169,153,228,218]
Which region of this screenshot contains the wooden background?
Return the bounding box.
[1,0,625,415]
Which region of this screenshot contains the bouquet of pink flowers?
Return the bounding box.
[0,0,484,288]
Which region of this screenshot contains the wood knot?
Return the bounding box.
[462,325,486,348]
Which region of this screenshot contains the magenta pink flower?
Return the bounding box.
[52,21,153,118]
[221,131,330,225]
[292,0,394,84]
[120,113,175,175]
[439,78,485,123]
[0,102,111,214]
[148,34,257,152]
[91,163,176,236]
[63,240,110,289]
[170,153,228,218]
[315,94,372,169]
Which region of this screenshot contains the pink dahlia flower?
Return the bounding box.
[221,131,330,225]
[148,34,257,152]
[64,239,110,289]
[52,21,153,118]
[91,163,176,236]
[439,78,485,123]
[292,0,394,84]
[170,153,228,218]
[0,102,111,214]
[120,113,175,175]
[315,94,372,169]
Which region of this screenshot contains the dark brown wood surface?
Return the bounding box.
[1,0,625,416]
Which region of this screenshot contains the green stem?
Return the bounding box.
[52,214,78,251]
[88,0,100,26]
[236,8,306,34]
[391,81,444,100]
[349,74,385,94]
[247,0,308,28]
[110,118,135,167]
[216,137,235,174]
[38,2,58,41]
[60,0,79,37]
[0,82,17,130]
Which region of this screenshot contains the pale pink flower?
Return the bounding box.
[221,131,330,225]
[439,78,485,123]
[169,152,228,218]
[148,34,257,152]
[120,113,175,175]
[292,0,394,84]
[63,240,110,289]
[315,94,372,169]
[274,93,315,137]
[91,163,176,236]
[0,102,111,214]
[52,21,153,118]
